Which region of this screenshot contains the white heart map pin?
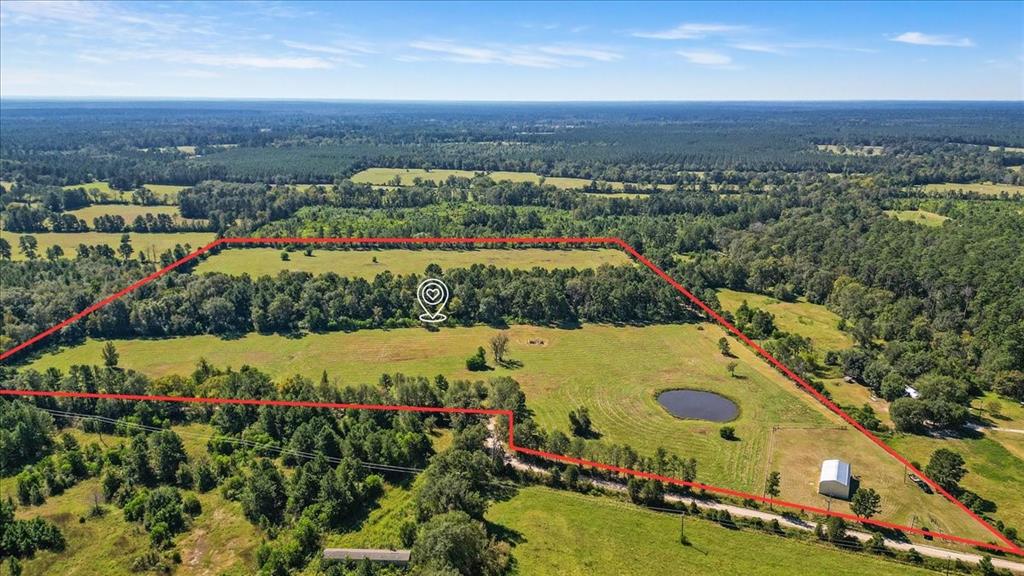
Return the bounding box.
[416,278,450,323]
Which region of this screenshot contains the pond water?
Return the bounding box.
[657,389,739,422]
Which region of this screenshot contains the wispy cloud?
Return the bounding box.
[730,43,786,55]
[677,50,735,68]
[633,23,748,40]
[731,41,877,55]
[891,32,974,47]
[407,40,621,68]
[281,40,374,66]
[76,48,334,70]
[538,45,622,62]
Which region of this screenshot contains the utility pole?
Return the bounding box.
[679,511,688,545]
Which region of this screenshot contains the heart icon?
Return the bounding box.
[425,287,441,302]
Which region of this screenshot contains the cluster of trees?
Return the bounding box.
[0,499,65,569]
[1,258,696,352]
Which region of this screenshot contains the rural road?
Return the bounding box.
[486,420,1024,574]
[967,423,1024,435]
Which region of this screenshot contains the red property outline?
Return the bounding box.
[1,236,1020,556]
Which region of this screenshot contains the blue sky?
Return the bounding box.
[1,1,1021,100]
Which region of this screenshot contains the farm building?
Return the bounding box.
[322,548,411,565]
[818,459,852,499]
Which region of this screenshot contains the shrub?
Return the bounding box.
[719,426,737,441]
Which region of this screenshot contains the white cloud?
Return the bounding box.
[407,40,620,68]
[677,50,734,68]
[76,48,334,70]
[633,23,748,40]
[538,45,623,62]
[730,43,786,54]
[891,32,974,47]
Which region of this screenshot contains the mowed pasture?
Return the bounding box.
[3,232,216,261]
[884,209,950,227]
[351,167,672,191]
[921,182,1024,197]
[486,486,937,576]
[716,289,854,355]
[194,247,632,277]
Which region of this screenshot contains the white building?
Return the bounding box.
[818,459,852,500]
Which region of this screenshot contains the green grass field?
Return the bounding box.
[194,247,631,277]
[3,231,216,261]
[63,182,188,202]
[26,323,997,541]
[884,210,950,227]
[921,182,1024,197]
[66,204,201,225]
[486,486,935,576]
[716,289,854,355]
[350,167,671,191]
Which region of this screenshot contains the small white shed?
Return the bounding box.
[818,459,852,499]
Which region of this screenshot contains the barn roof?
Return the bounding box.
[819,459,851,485]
[323,548,411,563]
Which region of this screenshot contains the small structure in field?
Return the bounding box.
[818,459,852,499]
[322,548,411,565]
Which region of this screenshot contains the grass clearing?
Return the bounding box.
[888,433,1024,532]
[816,144,885,156]
[3,231,216,261]
[486,486,936,576]
[716,289,854,355]
[350,167,671,191]
[884,209,949,227]
[194,247,631,277]
[921,182,1024,197]
[323,482,416,550]
[62,182,188,202]
[66,204,206,226]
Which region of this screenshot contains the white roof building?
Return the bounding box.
[818,459,852,500]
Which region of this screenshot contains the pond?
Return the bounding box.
[656,389,739,422]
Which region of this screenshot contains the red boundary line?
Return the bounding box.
[0,236,1020,557]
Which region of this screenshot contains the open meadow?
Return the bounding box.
[351,167,672,191]
[486,486,937,576]
[716,289,854,355]
[63,182,188,203]
[921,182,1024,197]
[194,247,632,277]
[3,231,216,261]
[884,209,950,227]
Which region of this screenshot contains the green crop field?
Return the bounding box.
[486,486,936,576]
[716,289,854,355]
[884,210,950,227]
[194,247,631,277]
[921,182,1024,197]
[350,167,671,191]
[3,232,216,261]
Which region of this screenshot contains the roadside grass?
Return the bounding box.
[350,167,671,191]
[194,247,632,277]
[716,289,854,356]
[3,231,216,261]
[486,486,936,576]
[884,209,950,227]
[921,182,1024,197]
